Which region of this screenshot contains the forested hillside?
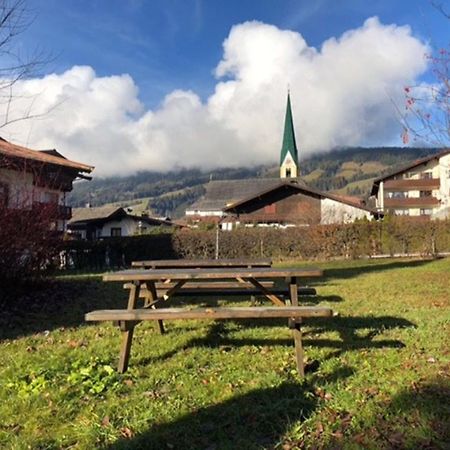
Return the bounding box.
[69,146,442,217]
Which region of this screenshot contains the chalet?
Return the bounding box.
[186,93,377,227]
[0,137,93,230]
[370,149,450,218]
[222,179,379,228]
[68,206,179,240]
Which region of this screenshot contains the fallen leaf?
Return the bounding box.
[101,416,110,427]
[120,427,134,438]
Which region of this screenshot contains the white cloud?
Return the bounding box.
[0,17,428,176]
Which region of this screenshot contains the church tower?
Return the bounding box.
[280,92,299,178]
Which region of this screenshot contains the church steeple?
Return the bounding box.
[280,92,299,178]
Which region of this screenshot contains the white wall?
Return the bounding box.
[321,198,371,224]
[0,167,64,208]
[100,217,139,237]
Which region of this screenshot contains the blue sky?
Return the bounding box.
[25,0,449,108]
[3,0,448,175]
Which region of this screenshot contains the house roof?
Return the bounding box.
[223,180,378,215]
[69,206,181,228]
[187,178,306,212]
[0,137,94,173]
[69,206,124,223]
[280,92,298,165]
[370,148,450,196]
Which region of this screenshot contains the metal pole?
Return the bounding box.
[215,222,219,259]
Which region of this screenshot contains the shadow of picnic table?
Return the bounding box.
[137,314,414,369]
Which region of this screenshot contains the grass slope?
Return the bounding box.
[1,258,449,449]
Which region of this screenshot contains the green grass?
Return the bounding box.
[1,258,449,449]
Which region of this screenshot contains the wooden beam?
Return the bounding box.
[117,282,140,373]
[243,277,285,306]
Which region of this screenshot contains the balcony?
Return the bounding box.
[384,178,440,191]
[384,197,439,208]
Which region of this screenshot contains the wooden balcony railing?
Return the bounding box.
[384,197,439,208]
[384,178,440,191]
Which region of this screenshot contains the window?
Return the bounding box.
[421,172,432,179]
[390,191,408,198]
[110,227,122,237]
[394,209,409,216]
[43,191,59,204]
[420,208,432,215]
[419,191,432,197]
[285,168,291,177]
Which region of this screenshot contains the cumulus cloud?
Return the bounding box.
[0,17,428,176]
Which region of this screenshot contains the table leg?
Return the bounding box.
[289,276,304,377]
[146,281,165,335]
[118,281,140,373]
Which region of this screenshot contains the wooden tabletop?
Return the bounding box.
[103,266,322,282]
[131,258,272,268]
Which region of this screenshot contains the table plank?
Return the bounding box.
[103,267,322,282]
[131,258,272,268]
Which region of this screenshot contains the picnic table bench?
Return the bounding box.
[86,265,332,376]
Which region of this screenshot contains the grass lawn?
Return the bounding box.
[0,258,449,449]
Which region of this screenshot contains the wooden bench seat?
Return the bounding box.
[85,305,333,376]
[86,306,332,321]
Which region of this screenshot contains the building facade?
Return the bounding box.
[371,150,450,218]
[68,206,178,240]
[0,138,93,231]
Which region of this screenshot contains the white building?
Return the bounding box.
[370,149,450,218]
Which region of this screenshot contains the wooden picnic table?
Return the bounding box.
[131,258,272,269]
[87,266,331,376]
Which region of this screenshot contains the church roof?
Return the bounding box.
[280,92,298,165]
[187,177,305,212]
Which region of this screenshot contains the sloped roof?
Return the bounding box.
[0,137,93,173]
[187,178,306,212]
[69,206,182,228]
[223,180,378,215]
[69,206,123,223]
[371,148,450,196]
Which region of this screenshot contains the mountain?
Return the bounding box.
[69,146,443,218]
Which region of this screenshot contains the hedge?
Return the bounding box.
[60,217,450,270]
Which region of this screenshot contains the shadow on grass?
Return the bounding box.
[320,258,434,282]
[137,315,414,368]
[0,277,125,340]
[103,367,353,450]
[347,377,450,449]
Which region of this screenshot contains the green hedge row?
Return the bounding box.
[62,217,450,269]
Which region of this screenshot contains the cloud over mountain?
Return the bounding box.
[1,17,428,176]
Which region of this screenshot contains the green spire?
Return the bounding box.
[280,92,299,165]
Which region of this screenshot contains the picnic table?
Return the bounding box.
[86,265,333,376]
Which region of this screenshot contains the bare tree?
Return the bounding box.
[0,0,48,129]
[400,6,449,146]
